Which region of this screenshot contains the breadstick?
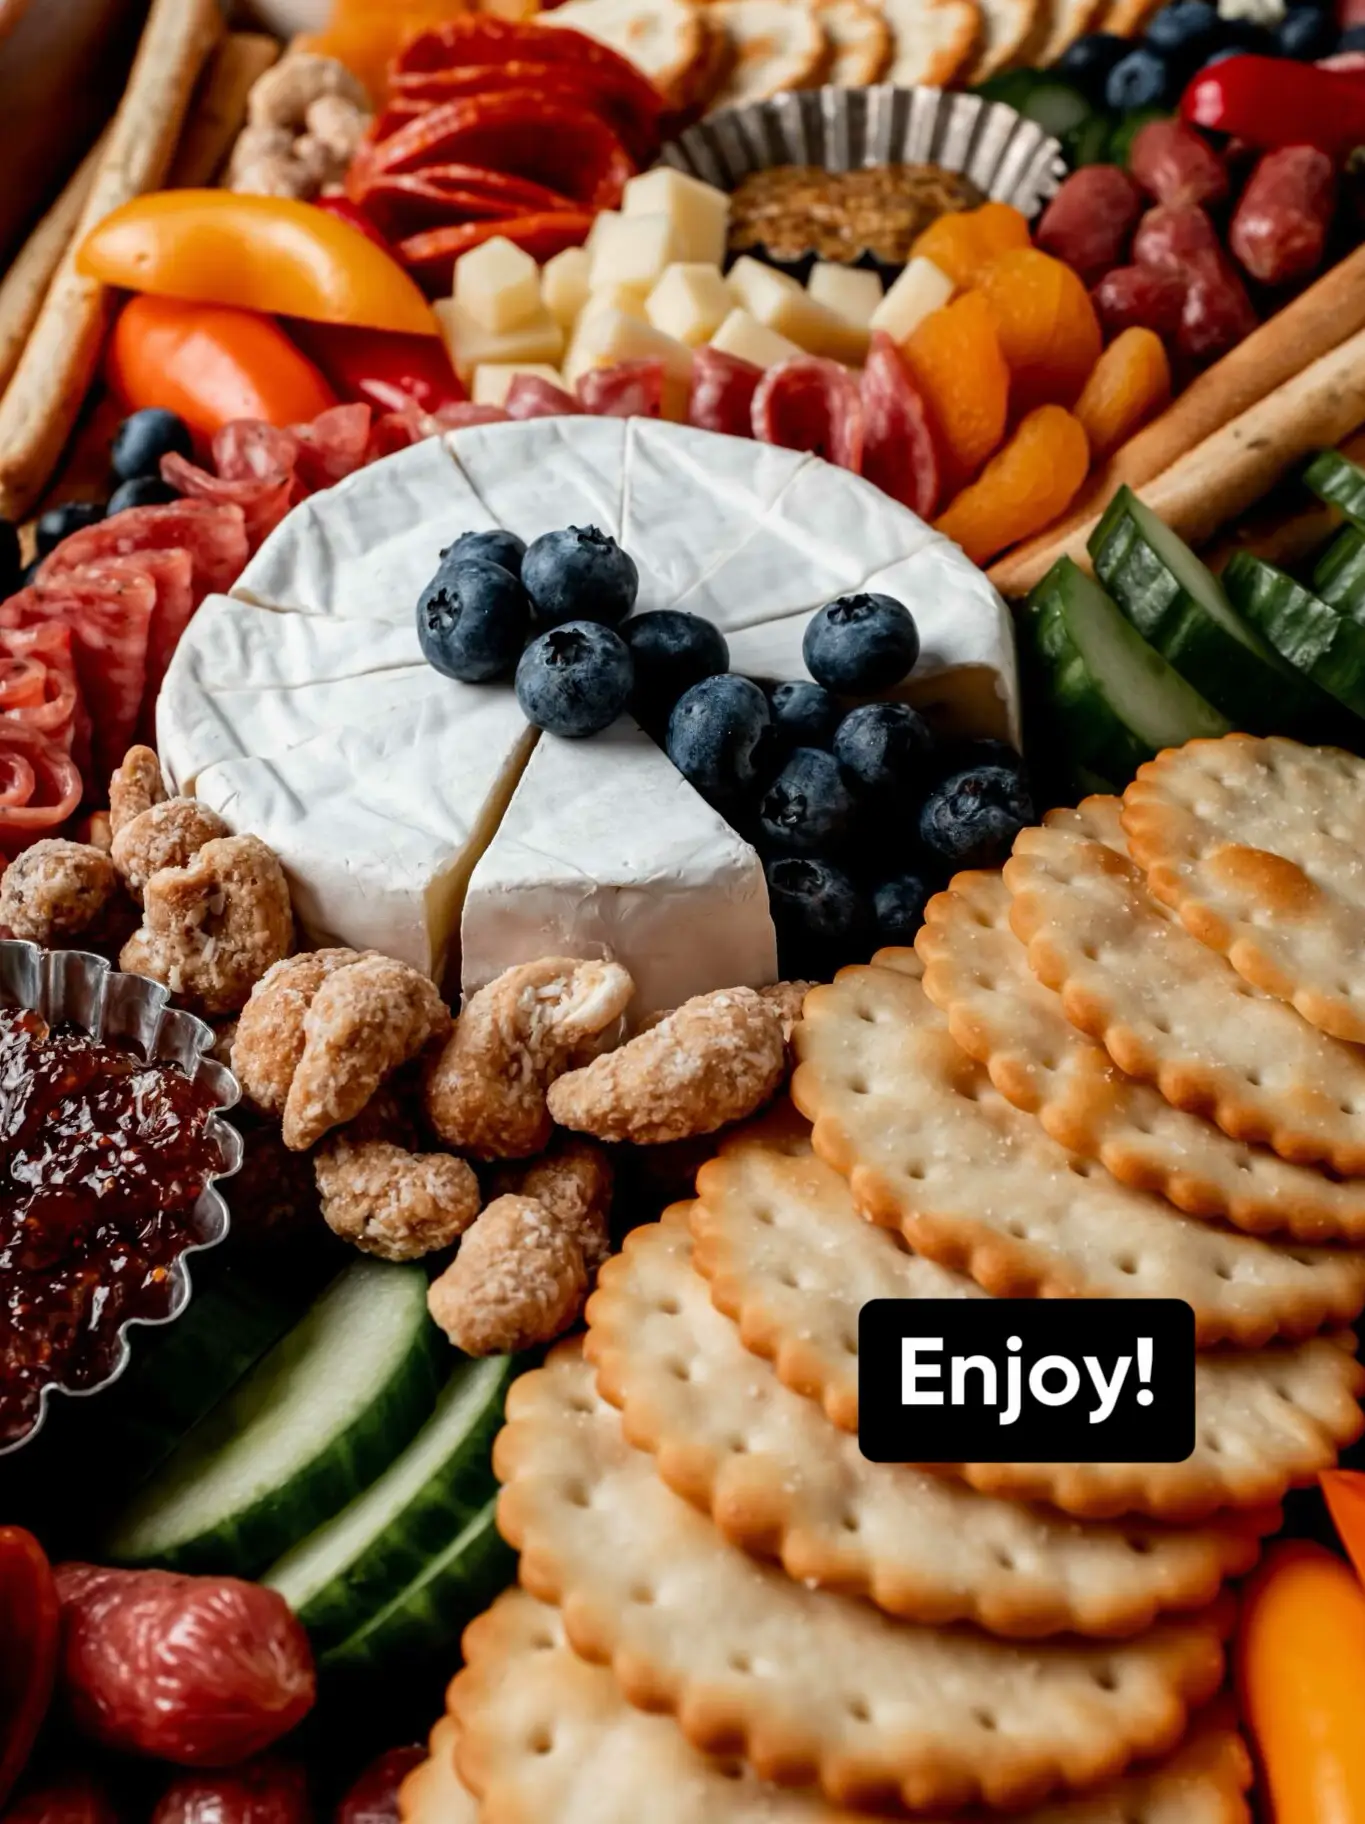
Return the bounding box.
[169,32,281,189]
[0,129,108,399]
[1205,427,1365,573]
[988,323,1365,592]
[0,0,222,523]
[990,242,1365,597]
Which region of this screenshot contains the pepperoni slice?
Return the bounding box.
[353,176,568,241]
[288,403,374,492]
[751,357,865,472]
[577,358,664,419]
[397,212,594,290]
[505,374,582,419]
[689,347,762,439]
[860,331,940,520]
[0,723,82,848]
[385,62,661,163]
[37,502,249,604]
[393,15,666,125]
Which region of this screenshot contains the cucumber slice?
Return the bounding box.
[1089,485,1324,730]
[263,1354,514,1652]
[321,1497,514,1675]
[1063,113,1113,167]
[1019,78,1093,138]
[1304,450,1365,531]
[973,69,1052,110]
[1312,528,1365,618]
[105,1261,441,1578]
[1223,552,1365,723]
[1026,557,1230,781]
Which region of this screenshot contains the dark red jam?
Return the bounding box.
[0,1006,223,1447]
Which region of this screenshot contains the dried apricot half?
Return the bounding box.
[1073,326,1171,460]
[910,202,1031,290]
[936,404,1090,565]
[904,292,1011,485]
[976,248,1104,411]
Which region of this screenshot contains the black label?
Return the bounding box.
[858,1299,1195,1463]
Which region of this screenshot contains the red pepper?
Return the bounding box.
[1182,55,1365,154]
[287,319,467,413]
[0,1528,60,1812]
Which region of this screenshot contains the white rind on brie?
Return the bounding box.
[461,718,777,1017]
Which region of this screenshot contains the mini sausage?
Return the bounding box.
[1092,264,1188,340]
[152,1761,310,1824]
[1230,146,1337,285]
[1179,252,1260,364]
[1035,165,1143,281]
[1132,202,1222,271]
[1128,118,1229,209]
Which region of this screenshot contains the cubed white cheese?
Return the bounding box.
[708,307,803,368]
[588,211,682,297]
[870,256,954,346]
[472,362,564,407]
[541,245,590,329]
[646,262,734,346]
[725,255,867,364]
[621,166,728,266]
[807,262,883,328]
[562,307,693,419]
[434,297,564,385]
[583,280,650,322]
[452,235,541,334]
[584,209,620,257]
[462,718,777,1017]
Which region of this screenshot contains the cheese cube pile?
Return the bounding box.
[438,181,961,418]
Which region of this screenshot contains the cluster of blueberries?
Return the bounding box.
[416,524,1034,972]
[1058,0,1355,112]
[0,408,189,602]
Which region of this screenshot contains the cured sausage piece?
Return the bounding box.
[90,549,195,741]
[1177,251,1259,363]
[0,624,83,756]
[36,501,249,604]
[0,1529,60,1814]
[162,424,298,550]
[1230,147,1337,286]
[334,1748,426,1824]
[152,1761,310,1824]
[504,374,582,419]
[1131,201,1223,270]
[0,722,82,850]
[383,62,660,164]
[288,403,375,492]
[54,1563,315,1767]
[688,347,762,439]
[751,356,865,473]
[859,332,939,519]
[396,212,594,292]
[351,175,573,242]
[576,358,664,419]
[1035,167,1144,281]
[1128,119,1229,209]
[1,1773,118,1824]
[1091,264,1188,340]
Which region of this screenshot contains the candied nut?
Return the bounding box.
[546,987,786,1145]
[109,745,166,835]
[426,1194,586,1356]
[247,52,370,132]
[424,958,634,1162]
[283,954,452,1152]
[760,979,814,1044]
[233,948,374,1116]
[120,834,294,1017]
[111,799,231,903]
[0,840,118,946]
[305,94,370,158]
[491,1135,613,1276]
[316,1131,480,1262]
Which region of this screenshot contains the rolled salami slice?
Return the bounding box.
[752,356,864,473]
[861,331,940,519]
[688,347,761,440]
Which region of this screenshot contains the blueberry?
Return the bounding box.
[522,525,638,627]
[765,857,867,957]
[1144,0,1219,56]
[107,476,178,515]
[919,764,1035,869]
[802,594,920,695]
[770,680,840,750]
[440,528,527,577]
[110,408,193,483]
[873,873,932,947]
[623,610,729,723]
[515,620,633,738]
[1104,46,1175,109]
[1277,6,1335,53]
[666,674,771,805]
[1056,31,1133,97]
[759,748,859,856]
[0,519,19,602]
[1338,22,1365,48]
[833,702,934,796]
[34,500,105,559]
[418,556,531,684]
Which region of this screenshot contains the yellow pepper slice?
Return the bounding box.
[77,191,439,337]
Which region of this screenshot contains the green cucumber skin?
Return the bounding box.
[272,1357,514,1654]
[1312,528,1365,621]
[106,1275,444,1580]
[1224,554,1365,723]
[321,1498,514,1675]
[1304,451,1365,532]
[1089,491,1321,731]
[1025,578,1152,784]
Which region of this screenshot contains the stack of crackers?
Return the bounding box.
[407,730,1365,1822]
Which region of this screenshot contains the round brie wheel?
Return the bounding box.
[158,416,1018,1012]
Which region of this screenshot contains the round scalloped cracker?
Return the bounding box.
[820,0,892,83]
[882,0,981,87]
[586,1202,1263,1638]
[1096,0,1163,33]
[690,1114,1363,1520]
[451,1589,1254,1824]
[1006,796,1365,1177]
[1037,0,1107,63]
[494,1342,1231,1815]
[400,1717,477,1824]
[915,871,1365,1243]
[788,954,1365,1346]
[965,0,1043,81]
[543,0,709,106]
[1123,736,1365,1046]
[707,0,830,106]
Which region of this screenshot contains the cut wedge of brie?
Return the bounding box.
[159,417,1019,1001]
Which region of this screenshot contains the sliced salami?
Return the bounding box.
[860,332,940,520]
[751,357,864,472]
[163,424,298,550]
[576,358,664,419]
[0,624,81,754]
[504,374,582,419]
[37,503,249,604]
[0,723,82,850]
[688,347,762,440]
[288,403,375,492]
[89,550,196,742]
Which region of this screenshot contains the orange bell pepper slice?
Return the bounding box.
[1323,1469,1365,1586]
[1237,1539,1365,1824]
[77,191,439,337]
